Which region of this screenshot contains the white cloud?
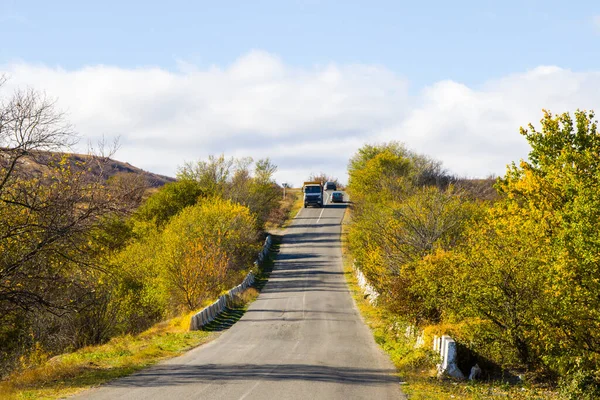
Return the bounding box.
[2,52,600,186]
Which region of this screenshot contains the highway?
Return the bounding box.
[77,192,405,399]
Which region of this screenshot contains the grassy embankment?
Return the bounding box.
[0,313,215,399]
[340,206,558,400]
[0,192,297,400]
[265,187,303,231]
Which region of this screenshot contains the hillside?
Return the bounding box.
[8,150,176,188]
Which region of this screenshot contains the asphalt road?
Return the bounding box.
[77,192,405,400]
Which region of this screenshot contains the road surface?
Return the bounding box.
[77,192,405,399]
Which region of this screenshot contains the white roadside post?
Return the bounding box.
[435,335,465,379]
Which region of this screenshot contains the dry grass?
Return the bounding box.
[0,312,216,400]
[228,287,260,308]
[239,287,259,302]
[10,150,175,189]
[265,188,302,231]
[281,188,303,228]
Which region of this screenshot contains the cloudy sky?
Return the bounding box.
[2,0,600,186]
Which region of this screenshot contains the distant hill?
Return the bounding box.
[7,150,176,188]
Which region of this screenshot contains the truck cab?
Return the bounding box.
[303,181,324,208]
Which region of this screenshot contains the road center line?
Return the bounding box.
[316,207,325,224]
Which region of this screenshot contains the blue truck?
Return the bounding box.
[303,181,324,208]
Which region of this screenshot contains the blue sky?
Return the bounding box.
[2,0,600,184]
[3,0,598,87]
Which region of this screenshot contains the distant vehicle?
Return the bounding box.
[331,191,344,203]
[325,181,337,190]
[303,181,324,207]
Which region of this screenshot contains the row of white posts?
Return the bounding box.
[353,260,474,380]
[189,235,272,331]
[352,262,379,305]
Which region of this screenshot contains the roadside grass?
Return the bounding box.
[278,188,303,230]
[0,312,217,400]
[340,206,558,400]
[284,189,303,226]
[265,188,302,231]
[202,287,260,332]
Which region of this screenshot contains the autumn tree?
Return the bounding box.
[177,154,233,197]
[503,111,600,374]
[448,202,552,369]
[443,110,600,392]
[347,142,476,325]
[159,197,259,311]
[0,83,145,372]
[0,84,142,315]
[133,178,204,229]
[177,154,281,228]
[307,172,342,188]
